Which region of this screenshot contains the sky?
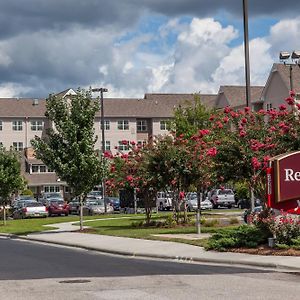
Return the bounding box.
[1,0,300,98]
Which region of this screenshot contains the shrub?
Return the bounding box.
[21,189,34,196]
[204,219,219,227]
[206,225,268,251]
[270,214,300,245]
[229,217,239,225]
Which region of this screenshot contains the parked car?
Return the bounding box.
[41,192,64,203]
[187,196,213,211]
[156,191,172,211]
[87,191,102,199]
[209,189,235,209]
[82,198,113,215]
[237,198,261,209]
[13,202,48,219]
[46,198,69,216]
[105,197,120,211]
[68,198,80,215]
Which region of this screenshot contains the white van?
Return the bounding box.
[156,192,172,211]
[209,189,235,209]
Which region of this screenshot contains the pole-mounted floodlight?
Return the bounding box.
[292,51,300,61]
[279,51,290,61]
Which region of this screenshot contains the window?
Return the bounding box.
[40,165,47,173]
[44,186,60,193]
[160,120,169,131]
[12,120,23,131]
[137,120,147,132]
[105,141,111,151]
[32,165,39,173]
[266,103,272,111]
[117,120,129,130]
[31,120,44,131]
[12,142,23,151]
[118,141,129,151]
[0,120,2,130]
[31,164,50,173]
[100,120,110,130]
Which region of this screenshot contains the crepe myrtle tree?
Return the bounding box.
[210,91,300,209]
[32,89,107,230]
[106,140,157,225]
[144,132,216,225]
[0,148,25,225]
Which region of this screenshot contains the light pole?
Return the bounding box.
[243,0,251,108]
[279,51,300,91]
[92,87,108,212]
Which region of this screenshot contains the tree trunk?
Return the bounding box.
[250,186,255,211]
[196,189,201,235]
[79,195,83,231]
[3,205,6,226]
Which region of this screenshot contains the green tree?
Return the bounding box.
[172,96,214,137]
[0,149,25,225]
[32,89,106,230]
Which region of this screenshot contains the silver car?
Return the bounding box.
[82,198,113,215]
[13,202,48,219]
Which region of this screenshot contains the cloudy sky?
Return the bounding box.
[0,0,300,98]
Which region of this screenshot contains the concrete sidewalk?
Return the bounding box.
[4,220,300,272]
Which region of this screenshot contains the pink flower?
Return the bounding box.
[126,175,134,182]
[279,104,286,111]
[241,117,247,124]
[251,157,261,170]
[223,116,229,123]
[285,97,294,105]
[290,90,296,97]
[209,115,215,121]
[244,106,250,113]
[207,147,217,157]
[199,129,210,136]
[239,130,246,137]
[224,106,231,114]
[122,140,128,145]
[130,141,136,145]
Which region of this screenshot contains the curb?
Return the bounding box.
[1,233,299,272]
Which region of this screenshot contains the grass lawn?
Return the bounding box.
[79,214,239,247]
[0,214,127,235]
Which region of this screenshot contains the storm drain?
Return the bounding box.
[59,279,91,284]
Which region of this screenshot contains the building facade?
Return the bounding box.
[0,63,296,198]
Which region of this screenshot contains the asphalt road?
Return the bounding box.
[0,237,299,300]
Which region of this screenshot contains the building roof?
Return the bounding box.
[218,85,264,108]
[97,93,217,118]
[272,63,300,93]
[0,98,46,117]
[0,93,217,118]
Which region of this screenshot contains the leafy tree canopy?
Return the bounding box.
[32,89,106,197]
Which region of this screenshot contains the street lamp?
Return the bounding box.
[279,51,300,91]
[91,87,108,212]
[243,0,251,108]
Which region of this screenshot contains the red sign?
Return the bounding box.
[268,151,300,214]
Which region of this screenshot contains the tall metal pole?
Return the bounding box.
[92,87,108,212]
[243,0,251,108]
[100,89,107,213]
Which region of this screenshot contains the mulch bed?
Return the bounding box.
[228,245,300,256]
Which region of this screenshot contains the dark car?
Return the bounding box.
[46,199,69,216]
[105,197,120,211]
[68,198,80,215]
